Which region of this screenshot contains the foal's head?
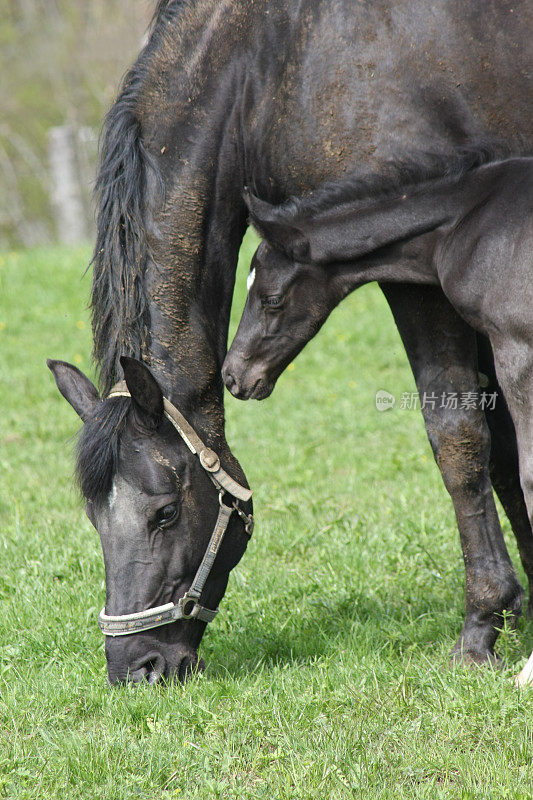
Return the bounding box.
[48,357,251,684]
[223,188,353,400]
[223,242,335,399]
[223,179,444,399]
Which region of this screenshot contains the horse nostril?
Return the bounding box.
[129,651,167,685]
[146,667,164,686]
[129,666,148,684]
[222,368,239,395]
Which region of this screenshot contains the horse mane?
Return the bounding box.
[91,1,193,395]
[76,397,131,501]
[255,142,515,226]
[85,1,196,498]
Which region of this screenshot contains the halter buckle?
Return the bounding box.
[199,447,221,472]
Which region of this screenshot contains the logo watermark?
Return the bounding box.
[375,390,498,412]
[375,390,396,412]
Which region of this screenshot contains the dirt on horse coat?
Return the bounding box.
[48,0,532,683]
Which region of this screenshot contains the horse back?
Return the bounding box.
[244,0,532,195]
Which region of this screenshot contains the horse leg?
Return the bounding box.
[487,339,533,686]
[380,283,523,663]
[477,334,533,616]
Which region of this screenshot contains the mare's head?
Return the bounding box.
[48,357,251,684]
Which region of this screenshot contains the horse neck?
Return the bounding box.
[325,161,513,302]
[137,8,250,445]
[308,163,503,265]
[145,152,247,447]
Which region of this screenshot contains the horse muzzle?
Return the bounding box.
[222,357,274,400]
[105,635,205,685]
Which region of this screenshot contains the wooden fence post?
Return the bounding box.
[48,124,89,244]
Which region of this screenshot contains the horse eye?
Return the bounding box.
[262,295,283,308]
[155,503,178,528]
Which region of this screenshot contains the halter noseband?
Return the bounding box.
[98,381,253,637]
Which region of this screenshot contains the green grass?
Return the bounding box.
[0,236,532,799]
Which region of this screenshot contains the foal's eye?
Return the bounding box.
[261,295,283,308]
[155,503,179,528]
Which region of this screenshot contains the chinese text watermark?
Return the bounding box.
[375,389,498,412]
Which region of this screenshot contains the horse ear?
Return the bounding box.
[244,188,310,261]
[47,360,100,421]
[120,357,164,430]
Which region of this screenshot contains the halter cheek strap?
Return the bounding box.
[98,382,254,637]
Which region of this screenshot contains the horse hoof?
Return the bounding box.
[449,648,502,669]
[514,652,533,688]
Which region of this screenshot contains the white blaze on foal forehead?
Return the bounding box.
[246,268,256,293]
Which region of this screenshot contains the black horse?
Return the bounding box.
[48,0,532,683]
[225,157,533,483]
[224,154,533,675]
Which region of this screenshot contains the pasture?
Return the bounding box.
[0,233,532,799]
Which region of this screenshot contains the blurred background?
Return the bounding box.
[1,0,154,250]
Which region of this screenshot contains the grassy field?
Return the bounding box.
[0,235,532,799]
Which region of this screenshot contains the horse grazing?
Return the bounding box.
[224,155,533,672]
[48,0,532,683]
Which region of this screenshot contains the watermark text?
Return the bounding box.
[375,389,498,412]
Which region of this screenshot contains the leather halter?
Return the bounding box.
[98,381,253,637]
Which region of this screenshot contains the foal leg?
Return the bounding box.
[380,283,523,663]
[477,334,533,615]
